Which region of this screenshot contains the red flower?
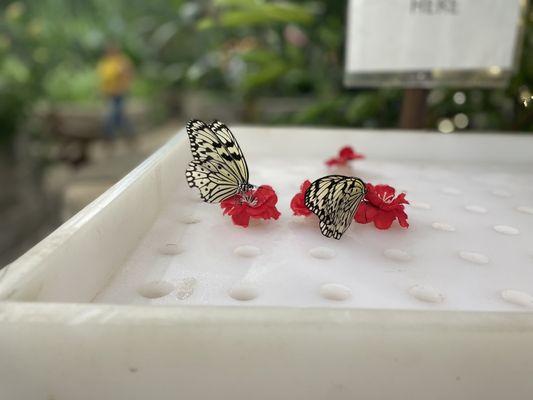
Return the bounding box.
[290,180,312,216]
[326,146,365,167]
[355,183,409,230]
[220,185,281,227]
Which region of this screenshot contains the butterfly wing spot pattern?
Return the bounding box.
[185,119,251,203]
[305,175,366,240]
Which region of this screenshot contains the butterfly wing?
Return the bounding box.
[187,119,249,183]
[185,159,243,203]
[209,120,249,183]
[186,120,222,162]
[328,187,364,239]
[305,175,366,239]
[185,119,250,202]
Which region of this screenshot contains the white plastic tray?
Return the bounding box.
[1,127,533,399]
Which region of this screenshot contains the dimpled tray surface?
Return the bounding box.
[93,129,533,311]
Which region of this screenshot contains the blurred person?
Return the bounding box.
[97,43,134,141]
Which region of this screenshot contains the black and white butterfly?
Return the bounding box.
[185,119,254,203]
[305,175,366,240]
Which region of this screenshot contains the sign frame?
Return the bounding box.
[344,0,529,88]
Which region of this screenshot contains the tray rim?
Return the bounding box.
[2,301,533,328]
[1,127,533,317]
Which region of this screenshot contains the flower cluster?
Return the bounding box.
[220,185,281,227]
[354,184,409,229]
[215,144,409,232]
[325,146,365,167]
[290,180,409,230]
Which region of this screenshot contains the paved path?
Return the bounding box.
[0,121,181,267]
[59,121,181,219]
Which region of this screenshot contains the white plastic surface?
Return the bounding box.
[93,130,533,311]
[1,127,533,399]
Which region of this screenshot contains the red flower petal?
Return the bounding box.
[220,195,239,216]
[325,146,364,167]
[326,157,346,167]
[373,210,395,230]
[354,182,409,230]
[395,192,409,206]
[339,146,365,160]
[220,185,281,227]
[396,209,410,228]
[300,180,311,192]
[365,203,379,221]
[339,146,355,159]
[290,180,312,216]
[232,209,251,227]
[354,202,370,224]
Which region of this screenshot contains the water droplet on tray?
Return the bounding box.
[175,277,197,300]
[234,245,261,258]
[409,284,445,303]
[459,251,489,265]
[431,222,456,232]
[491,189,512,198]
[384,248,412,262]
[137,281,174,299]
[501,290,533,308]
[309,247,336,259]
[319,283,352,301]
[493,225,520,235]
[465,205,488,214]
[229,284,258,301]
[515,206,533,215]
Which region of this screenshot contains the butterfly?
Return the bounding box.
[304,175,366,240]
[185,119,254,203]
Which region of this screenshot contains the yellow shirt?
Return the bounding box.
[97,54,132,96]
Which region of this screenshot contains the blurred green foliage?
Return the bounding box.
[0,0,192,146]
[198,0,532,130]
[0,0,531,148]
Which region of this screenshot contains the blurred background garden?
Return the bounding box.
[0,0,532,265]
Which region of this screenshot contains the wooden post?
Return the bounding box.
[399,88,429,129]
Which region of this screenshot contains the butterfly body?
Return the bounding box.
[185,119,253,203]
[305,175,366,239]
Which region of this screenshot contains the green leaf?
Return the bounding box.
[199,1,315,29]
[242,61,286,92]
[240,49,280,64]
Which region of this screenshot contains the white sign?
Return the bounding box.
[345,0,525,87]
